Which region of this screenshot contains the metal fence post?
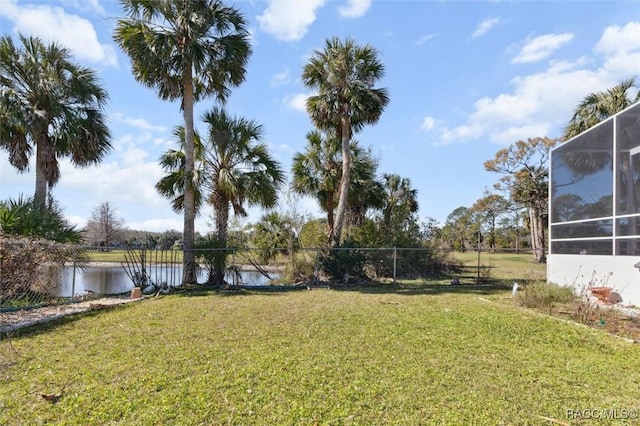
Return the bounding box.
[71,256,77,299]
[477,229,481,285]
[393,246,397,286]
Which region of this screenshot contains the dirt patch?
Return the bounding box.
[0,296,141,333]
[571,302,640,342]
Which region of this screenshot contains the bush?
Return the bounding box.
[194,236,229,285]
[0,196,83,243]
[0,234,86,306]
[517,282,575,312]
[319,244,366,283]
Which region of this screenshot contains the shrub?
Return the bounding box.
[319,243,366,283]
[0,196,83,243]
[194,236,229,285]
[516,281,575,313]
[0,234,87,307]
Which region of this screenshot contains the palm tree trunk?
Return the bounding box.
[182,65,197,284]
[332,113,351,246]
[34,133,55,208]
[34,141,48,208]
[327,191,335,243]
[214,198,229,243]
[214,196,229,285]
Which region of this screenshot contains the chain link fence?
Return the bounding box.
[247,247,544,288]
[1,237,90,312]
[2,238,544,312]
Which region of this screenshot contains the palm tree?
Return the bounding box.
[291,130,383,242]
[380,174,419,233]
[345,145,384,229]
[114,0,251,284]
[564,77,640,140]
[156,126,207,215]
[202,107,284,244]
[302,37,389,246]
[157,107,284,283]
[291,130,341,241]
[0,34,111,207]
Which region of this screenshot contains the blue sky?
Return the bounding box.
[2,0,640,233]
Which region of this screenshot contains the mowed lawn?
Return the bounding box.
[1,287,639,425]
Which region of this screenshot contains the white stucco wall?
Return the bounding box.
[547,254,640,307]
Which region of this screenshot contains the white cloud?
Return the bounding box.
[257,0,326,42]
[338,0,371,18]
[512,33,574,64]
[0,147,182,232]
[0,0,117,67]
[595,22,640,55]
[439,124,483,145]
[66,215,88,228]
[491,124,551,145]
[472,18,501,38]
[415,33,437,46]
[128,218,184,233]
[421,116,436,131]
[61,0,105,15]
[61,160,164,206]
[594,22,640,77]
[286,93,310,112]
[111,113,168,132]
[121,147,150,167]
[426,55,615,146]
[270,68,291,88]
[153,136,175,151]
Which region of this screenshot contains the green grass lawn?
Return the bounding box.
[2,287,639,425]
[86,249,182,263]
[444,251,546,288]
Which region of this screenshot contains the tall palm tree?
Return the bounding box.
[564,77,640,140]
[157,107,284,283]
[291,130,383,242]
[302,37,389,246]
[291,130,341,240]
[114,0,251,284]
[0,34,111,207]
[202,107,284,244]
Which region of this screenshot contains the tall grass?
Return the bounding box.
[516,282,576,312]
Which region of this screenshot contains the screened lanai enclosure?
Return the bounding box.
[548,102,640,305]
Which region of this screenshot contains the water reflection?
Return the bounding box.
[58,265,280,297]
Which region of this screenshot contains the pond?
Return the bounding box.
[57,265,281,297]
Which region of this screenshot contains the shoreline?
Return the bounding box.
[80,262,284,273]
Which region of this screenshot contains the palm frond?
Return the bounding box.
[0,33,111,200]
